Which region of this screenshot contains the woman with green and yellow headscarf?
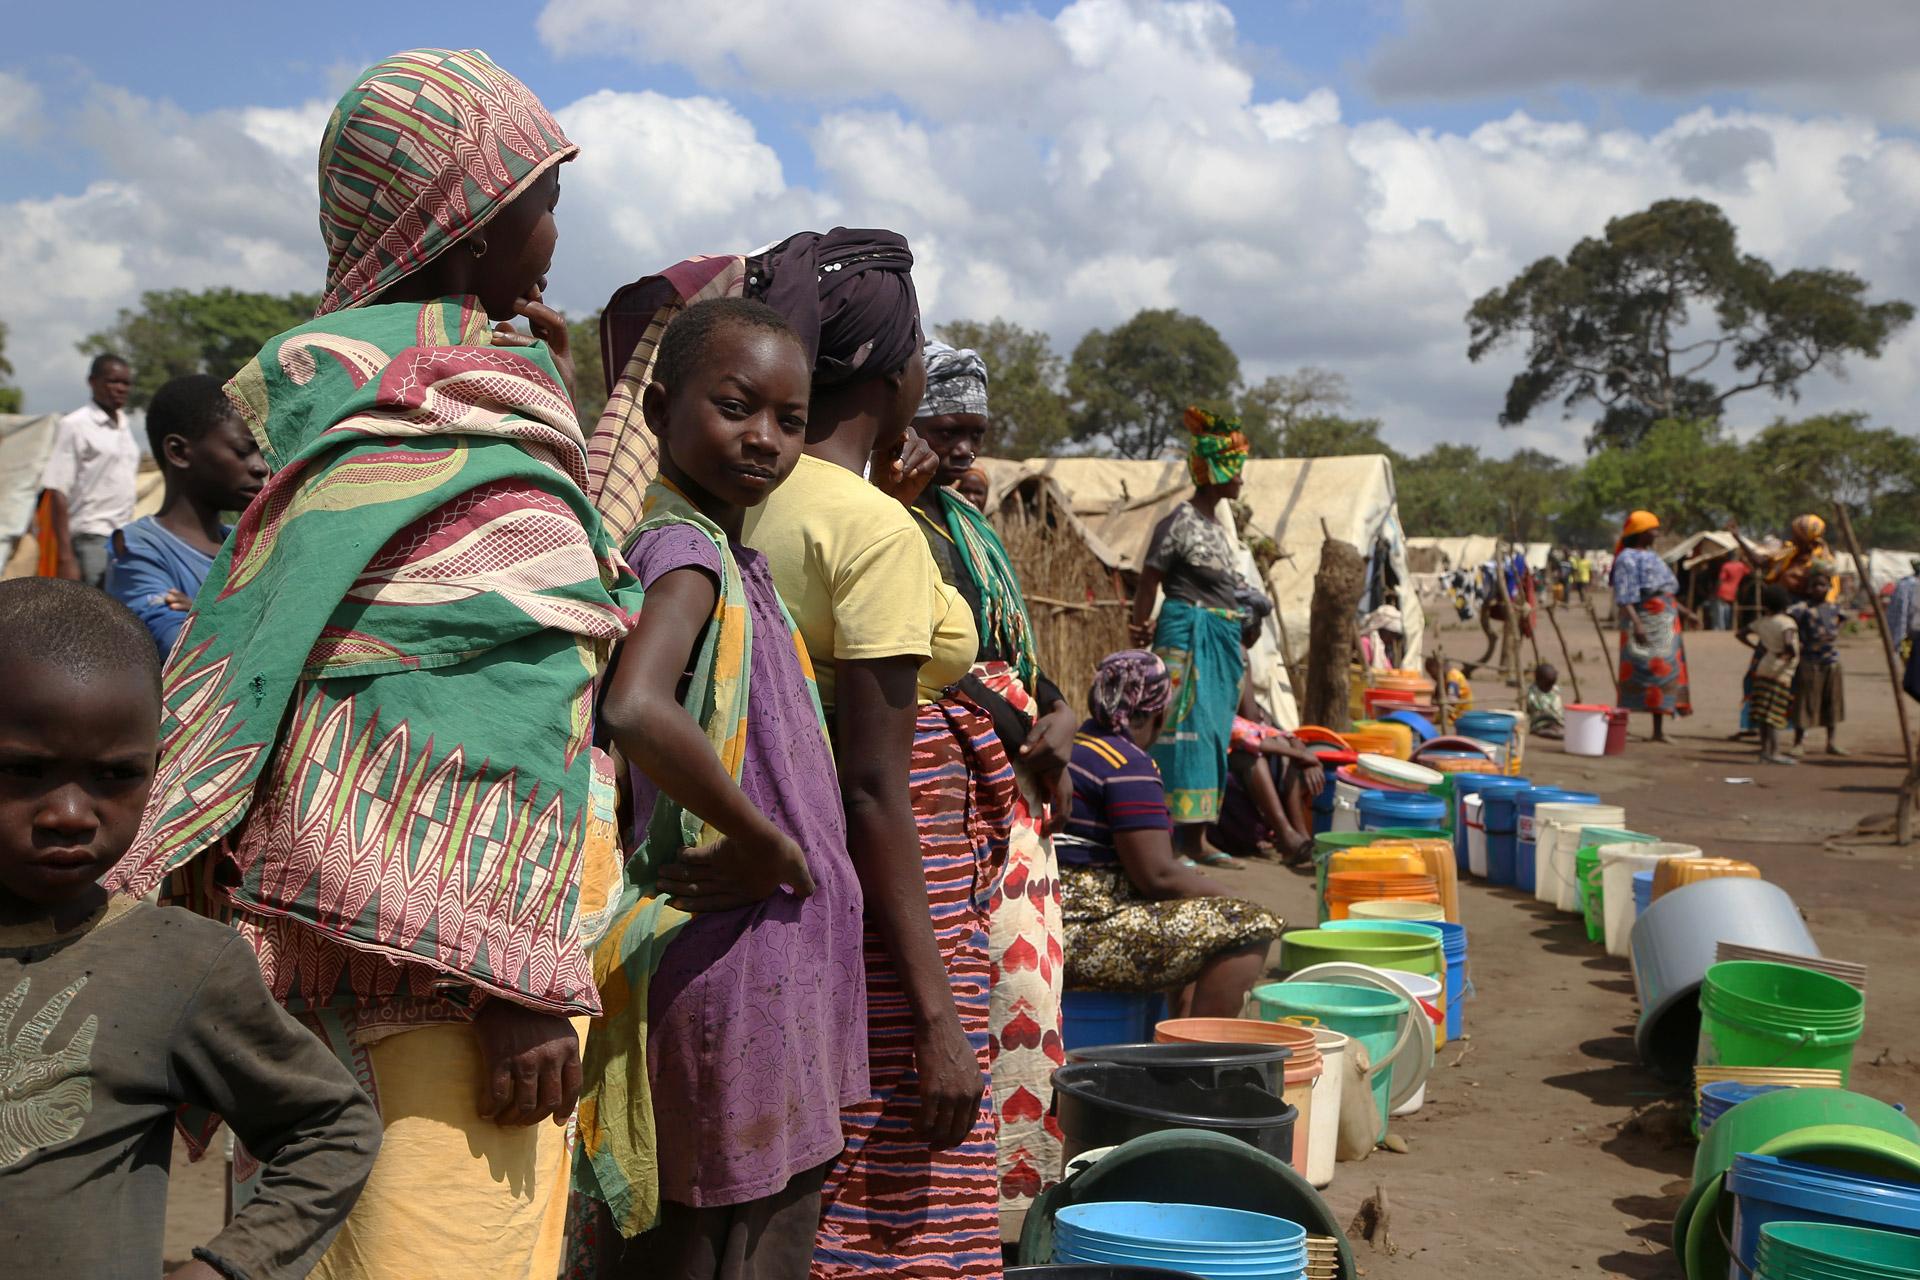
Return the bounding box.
[1128,408,1256,864]
[104,49,640,1278]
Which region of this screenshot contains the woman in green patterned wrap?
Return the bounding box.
[105,48,638,1279]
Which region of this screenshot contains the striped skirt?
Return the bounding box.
[812,695,1015,1280]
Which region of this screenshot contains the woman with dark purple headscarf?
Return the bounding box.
[1056,651,1283,1020]
[592,230,1007,1280]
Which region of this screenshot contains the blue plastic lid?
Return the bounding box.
[1456,711,1518,741]
[1518,787,1600,810]
[1357,791,1447,817]
[1457,774,1531,794]
[1383,709,1438,742]
[1727,1153,1920,1231]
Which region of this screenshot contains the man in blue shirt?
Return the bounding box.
[105,374,267,654]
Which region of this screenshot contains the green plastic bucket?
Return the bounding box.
[1758,1221,1920,1278]
[1280,928,1444,985]
[1576,827,1653,944]
[1698,962,1866,1082]
[1312,829,1437,924]
[1252,980,1408,1139]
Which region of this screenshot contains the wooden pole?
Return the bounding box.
[1586,596,1621,700]
[1543,600,1584,704]
[1433,643,1453,735]
[1830,501,1917,844]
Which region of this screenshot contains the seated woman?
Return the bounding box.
[1058,651,1285,1019]
[1210,714,1325,867]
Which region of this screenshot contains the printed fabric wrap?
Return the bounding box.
[104,298,637,1017]
[1150,599,1246,824]
[938,486,1039,688]
[1184,405,1249,487]
[574,478,828,1238]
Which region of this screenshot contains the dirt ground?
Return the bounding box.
[162,618,1920,1277]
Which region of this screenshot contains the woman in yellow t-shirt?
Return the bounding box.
[594,229,1007,1277]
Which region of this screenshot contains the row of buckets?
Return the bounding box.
[1292,699,1911,1278]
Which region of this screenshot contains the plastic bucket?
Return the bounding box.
[1399,837,1462,924]
[1564,703,1610,755]
[1454,774,1530,877]
[1327,848,1426,877]
[1304,1028,1348,1190]
[1357,790,1447,833]
[1577,827,1655,941]
[1251,980,1407,1139]
[1604,707,1629,754]
[1630,878,1822,1082]
[1601,841,1702,958]
[1431,920,1470,1040]
[1652,856,1762,901]
[1324,871,1440,921]
[1348,899,1444,923]
[1066,1042,1292,1098]
[1317,921,1450,1047]
[1053,1201,1308,1277]
[1757,1221,1920,1280]
[1539,802,1623,911]
[1516,788,1599,897]
[1456,710,1516,743]
[1632,869,1653,918]
[1050,1063,1300,1168]
[1728,1151,1920,1279]
[1064,991,1169,1051]
[1008,1268,1209,1279]
[1699,1081,1789,1133]
[1382,972,1444,1112]
[1280,929,1443,984]
[1312,830,1433,924]
[1699,961,1865,1082]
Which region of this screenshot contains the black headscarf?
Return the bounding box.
[747,228,921,387]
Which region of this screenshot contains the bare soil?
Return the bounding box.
[162,622,1920,1278]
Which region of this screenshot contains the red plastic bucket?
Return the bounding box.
[1604,708,1629,755]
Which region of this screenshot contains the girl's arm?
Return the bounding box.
[836,655,984,1151]
[600,566,815,911]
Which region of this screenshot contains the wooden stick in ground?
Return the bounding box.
[1831,501,1918,844]
[1433,642,1452,734]
[1586,597,1621,699]
[1543,600,1584,703]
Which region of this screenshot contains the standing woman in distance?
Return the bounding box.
[1609,510,1694,742]
[593,230,1006,1280]
[1129,408,1255,865]
[107,49,637,1280]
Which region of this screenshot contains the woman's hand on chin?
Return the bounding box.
[493,291,576,401]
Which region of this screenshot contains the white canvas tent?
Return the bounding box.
[978,454,1421,727]
[0,414,57,569]
[1865,548,1920,592]
[1406,535,1500,574]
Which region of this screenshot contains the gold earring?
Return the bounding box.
[469,239,488,259]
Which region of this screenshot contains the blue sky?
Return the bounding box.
[5,0,1918,452]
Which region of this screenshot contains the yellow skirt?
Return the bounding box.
[312,1020,584,1280]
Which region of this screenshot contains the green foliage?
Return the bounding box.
[569,311,607,431]
[1067,308,1240,459]
[0,320,19,414]
[1746,413,1920,546]
[78,288,321,408]
[1578,418,1765,531]
[1467,198,1914,449]
[1238,367,1353,456]
[1277,414,1396,461]
[936,318,1071,457]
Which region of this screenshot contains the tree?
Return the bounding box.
[1747,413,1920,546]
[1238,366,1351,456]
[0,320,20,414]
[1578,418,1766,532]
[1467,198,1914,449]
[79,288,321,408]
[1067,308,1239,459]
[569,311,607,431]
[935,318,1071,458]
[1490,449,1576,543]
[1276,414,1397,461]
[1396,443,1503,536]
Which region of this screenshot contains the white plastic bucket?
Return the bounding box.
[1387,973,1444,1116]
[1541,803,1625,913]
[1464,795,1489,878]
[1332,780,1361,832]
[1600,841,1701,958]
[1306,1027,1348,1188]
[1564,705,1609,756]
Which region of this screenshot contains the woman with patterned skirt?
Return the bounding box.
[104,49,639,1278]
[1058,652,1284,1019]
[1130,408,1256,865]
[1610,510,1695,743]
[592,231,1006,1278]
[908,341,1075,1243]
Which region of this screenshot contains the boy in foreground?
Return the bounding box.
[0,579,379,1278]
[104,373,269,654]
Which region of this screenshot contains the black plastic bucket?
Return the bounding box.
[1052,1062,1298,1165]
[1065,1042,1290,1096]
[1008,1267,1206,1279]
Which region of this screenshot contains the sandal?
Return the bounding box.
[1197,849,1242,869]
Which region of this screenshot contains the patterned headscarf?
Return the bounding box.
[1790,513,1827,548]
[1185,406,1250,487]
[917,340,990,419]
[1614,508,1659,554]
[317,49,577,316]
[1089,650,1172,734]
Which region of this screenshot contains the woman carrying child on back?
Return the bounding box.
[582,298,869,1278]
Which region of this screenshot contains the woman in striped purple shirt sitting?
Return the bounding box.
[1056,650,1283,1019]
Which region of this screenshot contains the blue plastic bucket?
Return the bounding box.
[1432,920,1469,1040]
[1357,790,1447,833]
[1063,991,1168,1051]
[1053,1201,1308,1279]
[1456,711,1517,743]
[1632,869,1654,918]
[1514,788,1599,895]
[1454,775,1531,878]
[1699,1082,1789,1133]
[1482,791,1524,885]
[1728,1153,1920,1278]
